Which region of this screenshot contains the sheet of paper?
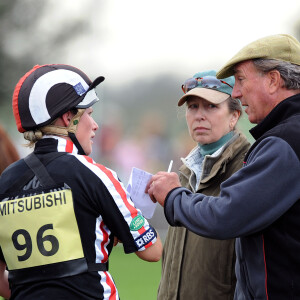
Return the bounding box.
[127,167,157,219]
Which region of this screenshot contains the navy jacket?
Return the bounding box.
[164,94,300,299]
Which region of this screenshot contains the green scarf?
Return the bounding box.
[199,131,234,156]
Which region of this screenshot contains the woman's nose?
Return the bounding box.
[93,119,99,131]
[195,109,205,120]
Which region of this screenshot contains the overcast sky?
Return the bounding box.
[43,0,300,86]
[5,0,300,87]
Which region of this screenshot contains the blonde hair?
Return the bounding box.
[22,108,85,148]
[23,130,44,148]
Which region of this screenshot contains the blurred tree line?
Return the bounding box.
[0,1,35,121]
[0,0,192,160]
[0,0,93,135]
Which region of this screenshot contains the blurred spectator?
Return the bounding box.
[137,111,173,174]
[0,125,20,175]
[0,124,19,299]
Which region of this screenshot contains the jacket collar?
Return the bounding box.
[250,93,300,140]
[180,132,248,187]
[200,133,243,184]
[34,136,80,155]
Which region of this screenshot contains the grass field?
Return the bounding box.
[109,244,162,300]
[0,245,161,300]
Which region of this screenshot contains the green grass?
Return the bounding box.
[109,245,161,300]
[0,245,161,300]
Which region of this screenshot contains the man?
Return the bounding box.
[147,34,300,299]
[0,64,162,299]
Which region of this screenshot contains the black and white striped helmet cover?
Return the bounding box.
[12,64,104,133]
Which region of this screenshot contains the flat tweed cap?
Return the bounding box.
[217,34,300,79]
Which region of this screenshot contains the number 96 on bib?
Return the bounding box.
[0,188,84,270]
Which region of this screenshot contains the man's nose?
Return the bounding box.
[232,84,242,99]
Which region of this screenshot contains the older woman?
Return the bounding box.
[156,70,250,300]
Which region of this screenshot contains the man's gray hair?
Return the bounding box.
[253,58,300,90]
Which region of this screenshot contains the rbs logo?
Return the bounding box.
[135,227,156,249]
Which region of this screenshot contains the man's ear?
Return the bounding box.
[268,70,282,94]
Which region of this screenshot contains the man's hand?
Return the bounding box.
[145,172,181,206]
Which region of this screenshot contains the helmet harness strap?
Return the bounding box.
[39,108,86,155]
